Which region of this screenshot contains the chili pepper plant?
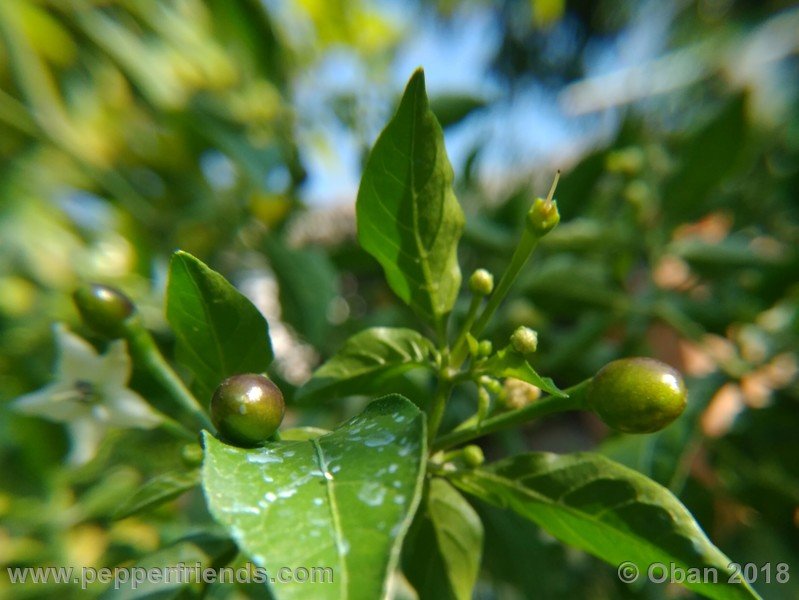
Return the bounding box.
[16,70,764,600]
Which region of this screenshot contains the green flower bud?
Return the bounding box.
[211,374,285,446]
[478,375,503,396]
[73,283,136,339]
[462,445,485,468]
[510,326,538,354]
[587,358,687,433]
[477,339,493,357]
[469,268,494,296]
[181,443,204,467]
[526,197,560,236]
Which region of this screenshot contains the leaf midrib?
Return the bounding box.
[177,256,229,379]
[312,438,348,599]
[408,84,439,324]
[457,465,758,599]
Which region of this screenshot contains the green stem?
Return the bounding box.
[450,295,483,366]
[432,379,591,451]
[471,228,540,338]
[427,376,456,446]
[123,318,214,432]
[469,172,559,338]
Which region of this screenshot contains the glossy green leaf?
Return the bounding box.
[480,346,566,397]
[356,68,465,327]
[264,237,338,347]
[450,452,761,600]
[402,478,483,600]
[113,469,200,520]
[166,251,273,399]
[202,395,427,600]
[295,327,436,403]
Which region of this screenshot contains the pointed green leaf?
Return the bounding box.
[113,469,200,520]
[450,452,761,600]
[295,327,436,404]
[356,69,465,327]
[402,478,483,600]
[481,346,566,397]
[166,251,273,399]
[202,395,427,600]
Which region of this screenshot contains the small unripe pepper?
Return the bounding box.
[211,374,285,446]
[73,283,136,339]
[587,357,687,433]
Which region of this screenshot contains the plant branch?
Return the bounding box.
[450,294,483,366]
[426,375,456,446]
[432,379,590,451]
[471,228,540,339]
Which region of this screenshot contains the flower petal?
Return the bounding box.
[54,324,104,381]
[66,418,107,465]
[98,339,133,388]
[13,382,91,422]
[103,388,162,429]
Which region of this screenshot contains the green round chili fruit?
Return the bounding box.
[587,357,687,433]
[469,268,494,296]
[510,326,538,354]
[211,374,285,446]
[73,283,136,338]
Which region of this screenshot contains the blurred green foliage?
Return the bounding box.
[0,0,797,598]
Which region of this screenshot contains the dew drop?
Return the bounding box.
[364,431,396,447]
[358,482,386,507]
[247,451,283,465]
